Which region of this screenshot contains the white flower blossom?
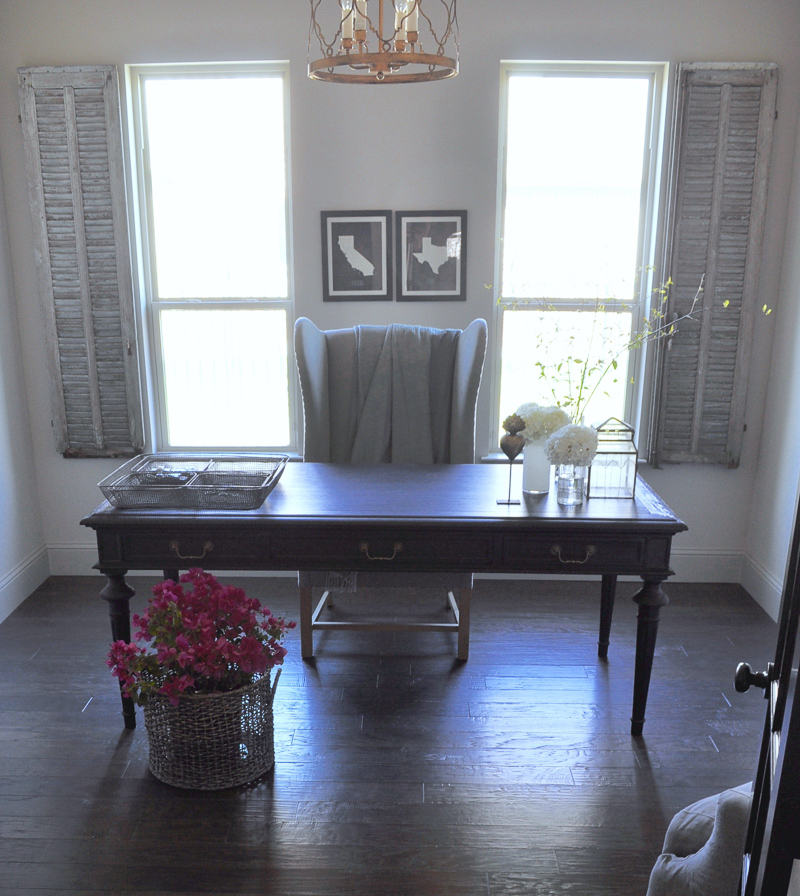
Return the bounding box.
[515,402,570,444]
[545,424,599,466]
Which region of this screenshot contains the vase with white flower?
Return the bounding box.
[545,423,599,506]
[512,402,570,494]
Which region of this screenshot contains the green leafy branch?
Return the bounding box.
[500,274,707,424]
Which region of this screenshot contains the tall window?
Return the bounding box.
[494,62,666,443]
[127,63,293,450]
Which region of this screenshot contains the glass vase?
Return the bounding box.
[556,464,587,506]
[522,438,551,494]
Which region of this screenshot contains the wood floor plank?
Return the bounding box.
[0,576,776,894]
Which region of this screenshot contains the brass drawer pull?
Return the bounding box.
[360,541,403,561]
[170,540,214,560]
[550,543,596,565]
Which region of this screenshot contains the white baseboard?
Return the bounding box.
[48,544,106,577]
[740,552,783,622]
[0,547,50,625]
[668,548,743,584]
[476,548,742,585]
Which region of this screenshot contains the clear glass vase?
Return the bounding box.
[556,464,587,506]
[522,437,551,494]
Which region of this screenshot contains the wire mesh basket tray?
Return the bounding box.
[98,453,289,510]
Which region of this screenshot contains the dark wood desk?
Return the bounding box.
[81,463,686,735]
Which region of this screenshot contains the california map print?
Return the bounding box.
[323,211,391,301]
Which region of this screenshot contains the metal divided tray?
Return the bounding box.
[98,453,289,510]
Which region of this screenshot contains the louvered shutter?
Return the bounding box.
[18,65,144,458]
[648,63,777,467]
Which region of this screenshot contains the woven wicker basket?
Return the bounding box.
[143,671,280,790]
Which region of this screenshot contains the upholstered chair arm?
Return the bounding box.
[294,317,331,462]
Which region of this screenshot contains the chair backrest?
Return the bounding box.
[294,318,487,464]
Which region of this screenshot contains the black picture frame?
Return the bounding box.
[395,210,467,301]
[321,210,392,301]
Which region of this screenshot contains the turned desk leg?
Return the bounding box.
[630,576,669,737]
[598,574,617,659]
[100,571,137,730]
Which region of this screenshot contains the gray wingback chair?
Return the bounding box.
[294,317,488,661]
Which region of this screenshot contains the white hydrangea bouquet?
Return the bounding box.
[545,423,599,467]
[515,402,570,443]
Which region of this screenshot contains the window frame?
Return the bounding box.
[489,60,669,456]
[124,60,297,453]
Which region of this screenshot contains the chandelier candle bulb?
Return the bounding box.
[407,0,418,37]
[342,0,354,40]
[354,0,367,34]
[395,0,407,30]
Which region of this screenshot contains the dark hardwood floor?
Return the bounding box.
[0,574,777,895]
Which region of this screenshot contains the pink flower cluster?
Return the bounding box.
[107,568,296,706]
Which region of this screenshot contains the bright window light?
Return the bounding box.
[160,308,290,448]
[499,307,632,428]
[144,76,287,300]
[503,76,649,301]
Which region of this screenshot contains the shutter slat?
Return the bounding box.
[649,63,777,467]
[19,65,144,458]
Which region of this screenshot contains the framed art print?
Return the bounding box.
[395,210,467,301]
[321,210,392,301]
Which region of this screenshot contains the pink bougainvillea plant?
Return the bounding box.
[108,568,295,706]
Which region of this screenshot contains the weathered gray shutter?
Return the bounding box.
[649,63,777,467]
[18,65,144,458]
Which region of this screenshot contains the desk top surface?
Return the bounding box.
[82,463,686,534]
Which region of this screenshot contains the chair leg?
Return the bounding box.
[457,586,471,661]
[299,584,314,659]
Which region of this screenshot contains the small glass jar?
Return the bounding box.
[556,464,587,506]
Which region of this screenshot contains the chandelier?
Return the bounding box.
[308,0,458,84]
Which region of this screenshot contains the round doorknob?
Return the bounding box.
[734,661,773,693]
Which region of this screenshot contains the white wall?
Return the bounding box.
[0,147,48,623]
[0,0,798,618]
[743,107,800,619]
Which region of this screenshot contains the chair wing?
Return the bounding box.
[450,318,488,464]
[294,317,331,462]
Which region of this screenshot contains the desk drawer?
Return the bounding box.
[109,530,271,568]
[502,533,647,573]
[271,530,496,571]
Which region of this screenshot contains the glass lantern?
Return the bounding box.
[587,417,638,499]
